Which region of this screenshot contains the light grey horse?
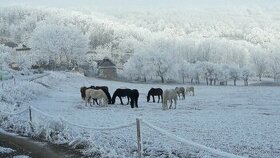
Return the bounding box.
[162,89,178,110]
[185,87,195,96]
[175,87,185,100]
[85,89,108,106]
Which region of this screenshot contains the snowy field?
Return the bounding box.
[1,71,280,157]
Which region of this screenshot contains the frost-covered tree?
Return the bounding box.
[30,23,89,69]
[0,45,12,71]
[251,50,267,81]
[229,65,241,86]
[177,60,190,84]
[268,51,280,82]
[241,68,254,86]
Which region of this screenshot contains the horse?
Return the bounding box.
[185,87,195,96]
[147,88,163,103]
[89,86,112,104]
[162,89,178,110]
[130,89,139,108]
[80,86,99,104]
[112,88,140,108]
[112,88,131,105]
[85,89,108,106]
[175,87,185,100]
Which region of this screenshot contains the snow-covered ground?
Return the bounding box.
[0,146,15,154]
[1,71,280,157]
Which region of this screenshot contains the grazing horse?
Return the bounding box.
[162,89,177,110]
[85,89,108,106]
[130,89,139,108]
[90,86,112,104]
[186,87,195,96]
[175,87,185,100]
[80,86,99,104]
[112,88,131,105]
[147,88,163,103]
[112,88,140,108]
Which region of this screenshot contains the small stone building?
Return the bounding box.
[97,58,117,79]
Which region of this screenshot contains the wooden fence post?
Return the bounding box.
[29,106,34,133]
[136,118,142,158]
[29,106,32,122]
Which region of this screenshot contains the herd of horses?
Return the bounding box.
[80,86,195,110]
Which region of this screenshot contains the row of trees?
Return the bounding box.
[122,51,254,86]
[0,6,280,83]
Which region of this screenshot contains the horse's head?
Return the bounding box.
[111,97,115,104]
[130,100,134,108]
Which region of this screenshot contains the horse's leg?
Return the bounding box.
[130,99,134,108]
[169,100,173,109]
[119,96,123,105]
[158,95,160,103]
[85,96,87,106]
[136,98,138,108]
[152,95,155,102]
[174,99,177,109]
[127,96,130,105]
[183,92,185,100]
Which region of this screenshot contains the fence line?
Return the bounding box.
[0,107,246,158]
[30,106,135,131]
[60,117,136,131]
[30,106,58,119]
[141,119,245,158]
[0,108,29,116]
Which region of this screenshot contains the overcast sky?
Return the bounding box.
[2,0,279,11]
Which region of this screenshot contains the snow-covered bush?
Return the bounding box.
[0,81,47,105]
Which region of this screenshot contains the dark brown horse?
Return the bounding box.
[112,88,139,108]
[147,88,163,103]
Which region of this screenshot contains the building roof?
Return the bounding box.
[98,58,116,68]
[16,44,31,51]
[4,41,18,48]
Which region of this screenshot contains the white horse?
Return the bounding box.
[85,89,108,106]
[162,89,178,110]
[185,87,195,96]
[175,87,185,100]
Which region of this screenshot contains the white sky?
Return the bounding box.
[2,0,279,11]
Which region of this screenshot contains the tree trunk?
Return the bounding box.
[160,76,165,83]
[182,76,185,84]
[206,78,209,85]
[234,79,236,86]
[209,79,213,86]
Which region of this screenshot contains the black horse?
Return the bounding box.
[80,86,112,104]
[112,88,139,108]
[147,88,163,103]
[130,89,139,108]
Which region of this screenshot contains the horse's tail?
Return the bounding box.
[80,87,87,100]
[147,90,150,102]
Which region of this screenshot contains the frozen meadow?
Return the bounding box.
[0,71,279,157]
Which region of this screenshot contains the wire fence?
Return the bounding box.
[0,106,246,158]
